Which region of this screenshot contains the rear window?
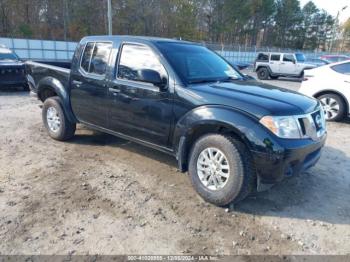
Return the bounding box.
[80,42,112,75]
[270,54,280,61]
[331,62,350,75]
[90,42,112,75]
[81,42,94,72]
[257,53,269,61]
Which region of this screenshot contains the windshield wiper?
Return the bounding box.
[188,79,219,84]
[217,76,242,82]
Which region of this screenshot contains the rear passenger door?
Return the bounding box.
[70,42,112,128]
[269,54,281,74]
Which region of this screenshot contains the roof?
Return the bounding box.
[81,35,199,45]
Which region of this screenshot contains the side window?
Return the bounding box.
[117,44,167,82]
[331,63,350,75]
[283,54,295,63]
[81,42,94,72]
[80,42,112,75]
[257,53,269,61]
[270,54,280,61]
[90,42,112,75]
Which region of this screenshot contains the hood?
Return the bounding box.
[299,62,317,68]
[0,60,24,67]
[185,80,319,119]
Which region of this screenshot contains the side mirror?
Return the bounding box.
[293,60,296,64]
[138,69,166,89]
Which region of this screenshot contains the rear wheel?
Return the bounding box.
[257,68,269,80]
[188,134,256,206]
[42,96,76,140]
[317,93,346,121]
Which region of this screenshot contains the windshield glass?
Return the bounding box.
[156,42,242,84]
[295,53,305,62]
[0,51,19,61]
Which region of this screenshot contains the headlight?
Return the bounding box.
[260,115,301,139]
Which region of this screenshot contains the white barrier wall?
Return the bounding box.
[0,37,77,60]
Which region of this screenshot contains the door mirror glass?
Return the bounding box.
[138,69,161,84]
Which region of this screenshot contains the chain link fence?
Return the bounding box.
[205,43,350,65]
[0,37,77,61]
[1,37,349,65]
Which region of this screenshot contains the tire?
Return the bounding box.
[317,93,346,122]
[42,96,76,141]
[270,75,279,80]
[188,134,256,206]
[257,67,269,80]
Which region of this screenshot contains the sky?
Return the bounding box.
[300,0,350,23]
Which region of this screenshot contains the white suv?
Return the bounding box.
[254,52,316,80]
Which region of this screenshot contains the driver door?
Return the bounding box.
[280,54,297,75]
[108,43,173,147]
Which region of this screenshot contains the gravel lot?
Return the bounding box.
[0,78,350,255]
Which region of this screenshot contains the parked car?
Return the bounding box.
[305,58,329,67]
[319,55,350,64]
[26,36,326,206]
[254,52,316,80]
[299,60,350,121]
[0,45,27,89]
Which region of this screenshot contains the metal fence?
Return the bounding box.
[1,37,349,64]
[205,43,350,65]
[0,37,77,61]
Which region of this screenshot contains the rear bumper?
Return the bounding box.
[252,133,326,185]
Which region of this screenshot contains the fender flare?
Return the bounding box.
[173,105,272,172]
[37,77,77,123]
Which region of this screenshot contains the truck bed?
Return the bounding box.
[25,60,71,96]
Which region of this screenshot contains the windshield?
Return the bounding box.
[0,51,19,61]
[156,42,242,84]
[295,53,306,62]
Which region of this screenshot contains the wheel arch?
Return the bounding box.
[256,65,272,74]
[173,106,257,172]
[314,89,349,115]
[37,77,77,123]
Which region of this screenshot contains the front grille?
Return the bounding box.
[0,67,25,81]
[296,109,326,140]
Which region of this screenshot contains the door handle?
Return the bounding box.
[72,80,82,86]
[109,87,121,93]
[345,80,350,84]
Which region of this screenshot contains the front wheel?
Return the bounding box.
[188,134,256,206]
[317,93,345,122]
[42,96,76,141]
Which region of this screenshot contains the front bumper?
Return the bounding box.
[0,79,27,87]
[252,133,326,185]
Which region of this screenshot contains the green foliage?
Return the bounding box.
[0,0,342,50]
[18,24,33,38]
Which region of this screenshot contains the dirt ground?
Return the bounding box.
[0,83,350,255]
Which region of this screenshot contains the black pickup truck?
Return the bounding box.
[26,36,327,206]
